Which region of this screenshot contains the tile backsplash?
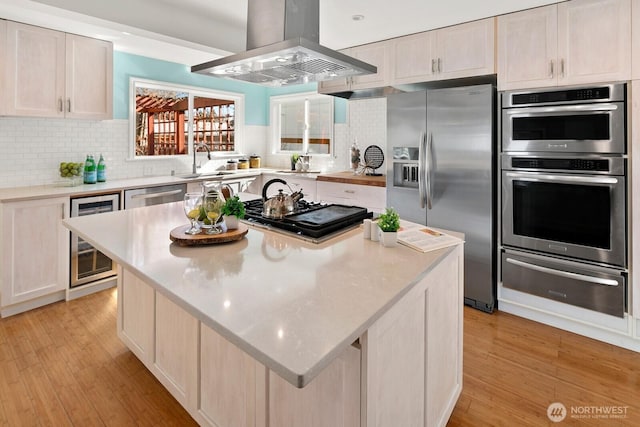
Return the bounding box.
[0,98,387,189]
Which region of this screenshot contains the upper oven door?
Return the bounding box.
[502,102,625,153]
[501,170,626,267]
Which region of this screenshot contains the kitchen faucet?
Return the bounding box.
[192,142,212,174]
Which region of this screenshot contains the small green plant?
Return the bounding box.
[221,196,246,219]
[377,207,400,232]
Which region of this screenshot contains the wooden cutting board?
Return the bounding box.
[170,223,248,246]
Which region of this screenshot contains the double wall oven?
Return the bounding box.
[500,83,628,317]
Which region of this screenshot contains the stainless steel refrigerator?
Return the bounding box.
[386,84,496,312]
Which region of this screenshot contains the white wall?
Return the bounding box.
[0,98,387,189]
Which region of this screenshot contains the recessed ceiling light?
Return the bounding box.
[352,14,365,21]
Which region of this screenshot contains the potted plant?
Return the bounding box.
[377,207,400,247]
[221,196,245,230]
[291,153,300,170]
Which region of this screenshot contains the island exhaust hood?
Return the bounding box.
[191,0,377,86]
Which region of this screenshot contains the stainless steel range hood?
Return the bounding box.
[191,0,376,86]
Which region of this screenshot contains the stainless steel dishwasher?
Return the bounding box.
[124,183,187,209]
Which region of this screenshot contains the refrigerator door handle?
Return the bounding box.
[418,132,427,209]
[426,132,433,210]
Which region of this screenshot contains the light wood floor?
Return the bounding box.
[1,288,639,426]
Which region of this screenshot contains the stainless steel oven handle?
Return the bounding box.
[418,132,427,209]
[504,104,619,114]
[504,172,618,185]
[129,189,184,200]
[505,258,619,287]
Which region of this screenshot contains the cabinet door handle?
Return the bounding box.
[58,98,63,112]
[560,59,565,78]
[67,99,71,113]
[431,59,436,73]
[549,60,554,78]
[344,190,356,194]
[437,58,442,73]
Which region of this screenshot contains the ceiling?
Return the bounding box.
[0,0,564,67]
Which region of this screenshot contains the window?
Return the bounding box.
[130,78,244,158]
[271,92,333,155]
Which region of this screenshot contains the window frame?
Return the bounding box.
[128,77,245,160]
[270,91,334,156]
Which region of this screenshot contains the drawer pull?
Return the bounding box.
[505,257,619,287]
[344,190,356,194]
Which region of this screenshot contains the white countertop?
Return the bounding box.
[0,169,271,202]
[63,201,456,387]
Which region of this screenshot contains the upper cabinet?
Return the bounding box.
[391,17,495,84]
[320,18,495,93]
[631,0,640,79]
[2,21,113,119]
[318,41,390,94]
[431,18,495,81]
[390,31,435,84]
[498,0,631,90]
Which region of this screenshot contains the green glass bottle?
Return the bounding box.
[84,155,97,184]
[97,154,106,182]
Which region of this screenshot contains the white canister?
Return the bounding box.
[363,219,372,239]
[370,220,380,242]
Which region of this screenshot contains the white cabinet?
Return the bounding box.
[262,174,317,201]
[363,245,462,427]
[349,41,390,90]
[432,18,495,81]
[0,197,69,317]
[199,324,262,427]
[118,269,199,414]
[323,18,494,90]
[633,2,640,79]
[497,0,631,90]
[268,344,361,427]
[316,181,386,213]
[2,20,113,119]
[390,32,436,84]
[153,292,199,413]
[118,268,155,364]
[318,41,389,94]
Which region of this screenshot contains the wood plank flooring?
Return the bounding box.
[1,288,639,426]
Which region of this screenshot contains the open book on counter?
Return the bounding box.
[397,220,464,253]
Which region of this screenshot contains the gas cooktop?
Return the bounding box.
[243,199,372,243]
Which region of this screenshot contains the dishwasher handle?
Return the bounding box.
[129,189,183,200]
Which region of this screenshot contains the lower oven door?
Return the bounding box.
[502,170,626,267]
[502,250,626,317]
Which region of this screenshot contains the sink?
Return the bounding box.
[176,171,234,179]
[275,170,321,174]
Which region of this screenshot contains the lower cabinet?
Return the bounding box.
[199,323,261,427]
[316,181,386,213]
[0,197,69,317]
[268,344,361,427]
[363,245,462,427]
[117,245,462,427]
[262,173,317,201]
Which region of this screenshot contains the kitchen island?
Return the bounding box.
[63,200,464,427]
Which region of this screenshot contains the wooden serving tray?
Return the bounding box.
[170,223,248,246]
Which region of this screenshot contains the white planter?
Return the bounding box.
[223,214,239,230]
[380,230,398,247]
